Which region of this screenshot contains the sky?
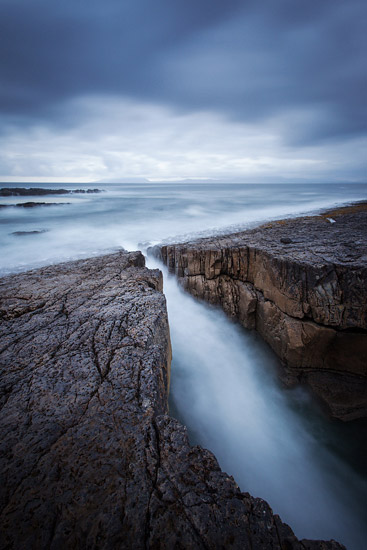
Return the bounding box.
[0,0,366,183]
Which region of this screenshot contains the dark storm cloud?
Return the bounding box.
[0,0,366,144]
[0,0,243,109]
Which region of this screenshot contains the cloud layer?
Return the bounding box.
[0,0,366,181]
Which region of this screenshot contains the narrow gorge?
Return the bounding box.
[0,250,345,549]
[154,205,367,422]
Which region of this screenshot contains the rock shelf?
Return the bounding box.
[154,204,367,421]
[0,251,344,549]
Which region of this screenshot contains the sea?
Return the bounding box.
[1,182,366,549]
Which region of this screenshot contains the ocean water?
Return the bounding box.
[1,182,366,548]
[1,182,366,275]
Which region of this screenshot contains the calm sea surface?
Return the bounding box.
[1,182,366,548]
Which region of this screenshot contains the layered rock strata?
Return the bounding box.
[155,205,367,421]
[0,251,343,549]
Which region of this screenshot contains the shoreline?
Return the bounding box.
[1,198,366,279]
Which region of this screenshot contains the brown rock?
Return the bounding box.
[152,205,367,420]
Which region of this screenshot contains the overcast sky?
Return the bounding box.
[0,0,366,183]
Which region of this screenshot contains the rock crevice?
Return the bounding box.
[0,250,345,548]
[154,206,367,421]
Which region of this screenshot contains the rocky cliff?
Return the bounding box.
[154,204,367,421]
[0,251,344,549]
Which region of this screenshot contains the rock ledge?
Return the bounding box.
[153,204,367,421]
[0,251,345,548]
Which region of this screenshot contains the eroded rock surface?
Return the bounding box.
[0,251,344,549]
[154,205,367,421]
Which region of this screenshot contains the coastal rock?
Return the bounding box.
[153,205,367,421]
[0,187,101,196]
[0,251,344,548]
[11,230,49,236]
[73,188,102,193]
[0,187,70,196]
[0,202,70,208]
[16,202,71,208]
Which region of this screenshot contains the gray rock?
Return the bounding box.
[0,202,70,208]
[0,187,102,196]
[0,187,71,196]
[0,251,345,549]
[15,202,70,208]
[11,230,49,236]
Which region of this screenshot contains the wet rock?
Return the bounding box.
[16,201,71,208]
[0,187,70,196]
[11,230,49,236]
[0,251,343,549]
[0,202,70,208]
[0,187,102,196]
[152,204,367,421]
[72,188,102,193]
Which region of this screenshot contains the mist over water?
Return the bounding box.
[150,265,366,550]
[1,182,367,548]
[1,182,366,274]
